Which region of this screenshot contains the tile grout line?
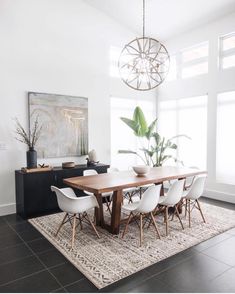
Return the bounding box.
[200,249,235,268]
[209,266,234,282]
[195,234,233,253]
[5,219,68,293]
[60,277,86,290]
[0,269,47,288]
[145,250,199,279]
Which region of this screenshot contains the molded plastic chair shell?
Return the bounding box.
[123,184,162,214]
[51,186,98,214]
[83,169,98,196]
[83,169,98,176]
[183,176,206,200]
[83,169,111,197]
[160,179,185,207]
[107,167,119,173]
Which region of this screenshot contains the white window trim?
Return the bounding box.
[219,32,235,70]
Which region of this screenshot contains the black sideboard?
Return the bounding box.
[15,163,109,219]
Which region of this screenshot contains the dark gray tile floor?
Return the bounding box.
[0,197,234,293]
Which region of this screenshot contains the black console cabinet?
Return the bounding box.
[15,163,109,219]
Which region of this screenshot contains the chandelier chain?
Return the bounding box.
[143,0,145,38]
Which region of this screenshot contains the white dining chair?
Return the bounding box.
[51,186,100,248]
[159,179,185,236]
[83,169,113,214]
[122,184,162,246]
[182,175,207,227]
[164,166,199,192]
[107,167,139,203]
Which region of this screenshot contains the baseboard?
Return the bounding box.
[204,189,235,204]
[0,203,16,216]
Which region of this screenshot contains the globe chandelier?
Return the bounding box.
[118,0,170,91]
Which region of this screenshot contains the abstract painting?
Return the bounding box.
[28,92,88,158]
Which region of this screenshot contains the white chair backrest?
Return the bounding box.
[83,169,97,195]
[185,166,199,186]
[51,186,78,213]
[51,186,98,214]
[83,169,98,176]
[107,167,119,173]
[165,179,185,206]
[186,176,206,200]
[136,184,162,213]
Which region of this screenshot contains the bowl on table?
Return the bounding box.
[132,165,150,176]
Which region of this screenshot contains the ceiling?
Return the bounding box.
[85,0,235,40]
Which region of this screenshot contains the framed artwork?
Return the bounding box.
[28,92,88,158]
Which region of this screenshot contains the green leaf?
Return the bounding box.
[146,118,157,139]
[132,106,148,137]
[118,150,137,154]
[120,117,139,133]
[139,148,154,157]
[153,132,161,146]
[170,143,177,149]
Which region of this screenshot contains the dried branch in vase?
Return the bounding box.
[13,116,42,149]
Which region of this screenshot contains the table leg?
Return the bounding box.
[110,190,123,234]
[94,193,104,227]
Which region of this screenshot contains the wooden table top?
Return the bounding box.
[63,166,207,194]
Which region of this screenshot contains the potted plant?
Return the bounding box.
[14,116,42,169]
[118,106,189,167]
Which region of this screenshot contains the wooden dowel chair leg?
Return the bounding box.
[86,212,100,238]
[104,197,112,215]
[71,214,76,249]
[185,199,188,218]
[196,199,206,223]
[165,206,169,236]
[175,205,184,230]
[140,214,143,247]
[122,212,133,239]
[150,212,161,239]
[188,200,191,228]
[55,213,68,237]
[79,213,83,230]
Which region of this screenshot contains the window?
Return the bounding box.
[158,95,207,169]
[216,91,235,184]
[181,43,209,79]
[110,97,156,170]
[220,33,235,69]
[164,42,209,82]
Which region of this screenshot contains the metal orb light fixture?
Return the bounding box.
[118,0,170,91]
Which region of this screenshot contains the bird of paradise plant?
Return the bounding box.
[118,106,189,167]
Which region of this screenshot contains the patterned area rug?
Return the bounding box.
[29,202,235,289]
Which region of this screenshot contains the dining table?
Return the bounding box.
[63,166,207,235]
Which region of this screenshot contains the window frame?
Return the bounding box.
[180,41,209,79]
[219,32,235,70]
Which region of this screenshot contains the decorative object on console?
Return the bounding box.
[62,161,75,169]
[118,0,170,91]
[14,116,42,169]
[86,149,99,166]
[21,166,52,173]
[28,92,88,158]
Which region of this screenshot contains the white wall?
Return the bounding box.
[0,0,156,215]
[157,12,235,203]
